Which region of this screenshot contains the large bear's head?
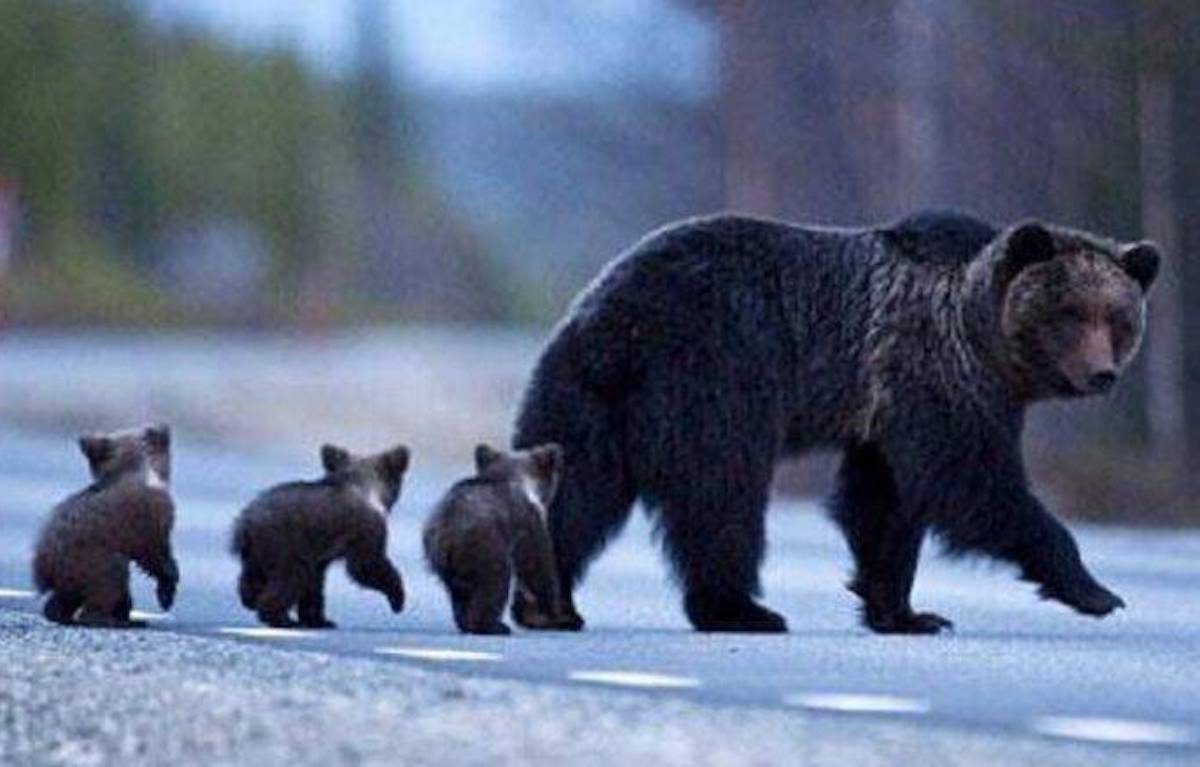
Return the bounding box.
[975,221,1160,401]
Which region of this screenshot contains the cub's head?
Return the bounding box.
[79,423,171,488]
[474,442,563,515]
[321,442,410,514]
[985,220,1160,400]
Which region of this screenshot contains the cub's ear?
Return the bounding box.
[78,435,113,469]
[474,444,503,473]
[383,445,410,479]
[530,443,564,482]
[321,444,352,474]
[145,424,171,451]
[1120,241,1160,292]
[1001,220,1056,280]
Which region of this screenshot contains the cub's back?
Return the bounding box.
[232,480,353,556]
[423,479,521,567]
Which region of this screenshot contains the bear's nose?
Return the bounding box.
[1088,371,1117,393]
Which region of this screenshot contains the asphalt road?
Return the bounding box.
[2,423,1198,760]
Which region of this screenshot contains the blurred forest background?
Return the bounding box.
[0,0,1195,522]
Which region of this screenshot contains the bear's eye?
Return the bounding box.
[1057,307,1088,324]
[1108,311,1135,338]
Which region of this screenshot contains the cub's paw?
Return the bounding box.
[157,580,177,611]
[387,591,405,614]
[865,609,954,635]
[299,617,338,630]
[461,621,512,636]
[258,613,300,629]
[512,593,585,632]
[77,609,146,629]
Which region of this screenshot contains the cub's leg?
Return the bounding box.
[511,524,580,631]
[346,534,405,613]
[255,569,303,628]
[238,564,266,611]
[43,589,83,625]
[457,560,513,636]
[298,563,336,629]
[135,540,179,611]
[77,561,143,628]
[830,443,951,634]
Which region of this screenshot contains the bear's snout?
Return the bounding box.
[1061,322,1119,395]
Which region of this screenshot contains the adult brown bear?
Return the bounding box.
[512,211,1160,635]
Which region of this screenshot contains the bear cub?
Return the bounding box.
[232,442,409,628]
[33,424,179,627]
[424,443,578,635]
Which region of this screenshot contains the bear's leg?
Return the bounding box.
[831,443,952,635]
[298,564,336,629]
[629,366,788,632]
[657,471,786,633]
[255,571,302,628]
[43,590,83,624]
[940,497,1124,617]
[456,563,512,636]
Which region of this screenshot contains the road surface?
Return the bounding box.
[1,422,1198,763]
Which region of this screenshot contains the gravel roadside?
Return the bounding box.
[0,610,1188,767]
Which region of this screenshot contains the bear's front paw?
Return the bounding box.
[1048,583,1125,617]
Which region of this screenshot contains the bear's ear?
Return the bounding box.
[474,444,503,473]
[78,435,114,471]
[321,444,352,474]
[382,445,410,480]
[144,423,170,452]
[529,443,563,483]
[1120,241,1160,292]
[1001,220,1056,280]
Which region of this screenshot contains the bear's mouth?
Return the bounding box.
[1057,374,1115,398]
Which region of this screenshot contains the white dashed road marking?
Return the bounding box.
[0,587,36,599]
[568,670,701,689]
[130,610,171,622]
[785,693,930,715]
[217,627,316,640]
[376,647,502,663]
[1032,716,1196,746]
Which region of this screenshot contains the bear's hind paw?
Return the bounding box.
[865,609,954,635]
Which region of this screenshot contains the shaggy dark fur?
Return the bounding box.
[513,210,1161,634]
[231,443,409,628]
[32,424,178,628]
[423,443,577,635]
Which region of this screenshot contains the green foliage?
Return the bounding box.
[0,220,168,325]
[0,0,497,326]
